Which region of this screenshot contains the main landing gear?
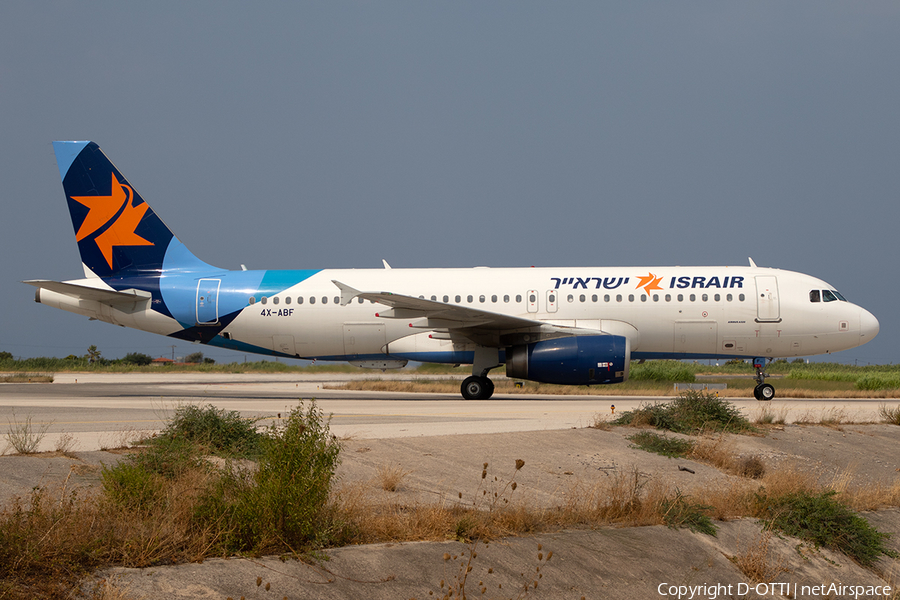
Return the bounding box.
[461,376,495,400]
[461,346,500,400]
[753,357,775,401]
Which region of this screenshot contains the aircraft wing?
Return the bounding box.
[24,280,152,306]
[332,280,605,346]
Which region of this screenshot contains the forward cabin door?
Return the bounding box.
[755,276,781,322]
[196,279,220,325]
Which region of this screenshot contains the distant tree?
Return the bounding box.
[0,351,13,361]
[122,352,153,366]
[202,357,216,364]
[64,354,79,360]
[86,345,102,364]
[184,351,204,364]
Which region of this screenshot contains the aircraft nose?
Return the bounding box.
[859,307,879,341]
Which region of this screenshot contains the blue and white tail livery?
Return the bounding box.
[27,142,879,400]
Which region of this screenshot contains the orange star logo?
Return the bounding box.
[70,173,153,268]
[635,273,664,292]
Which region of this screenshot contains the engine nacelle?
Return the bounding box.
[506,335,629,385]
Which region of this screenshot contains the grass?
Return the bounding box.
[627,431,693,458]
[0,372,54,383]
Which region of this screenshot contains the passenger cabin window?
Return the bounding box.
[321,296,328,304]
[249,297,255,305]
[309,297,315,304]
[516,295,522,303]
[443,295,449,303]
[455,295,461,303]
[285,297,291,305]
[297,297,304,304]
[273,297,279,305]
[738,293,745,301]
[503,295,510,303]
[492,295,497,302]
[810,290,821,303]
[467,295,474,303]
[261,297,268,305]
[334,296,339,304]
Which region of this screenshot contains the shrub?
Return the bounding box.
[198,402,342,552]
[754,490,897,567]
[613,391,755,434]
[121,352,153,366]
[160,404,264,457]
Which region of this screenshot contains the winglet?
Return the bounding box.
[332,280,362,306]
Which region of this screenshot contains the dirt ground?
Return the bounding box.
[2,423,900,599]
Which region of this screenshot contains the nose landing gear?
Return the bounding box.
[753,357,775,401]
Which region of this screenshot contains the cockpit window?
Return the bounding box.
[809,290,821,303]
[822,289,838,302]
[832,290,847,301]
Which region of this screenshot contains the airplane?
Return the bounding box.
[26,141,879,401]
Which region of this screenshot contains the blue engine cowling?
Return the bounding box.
[505,335,629,385]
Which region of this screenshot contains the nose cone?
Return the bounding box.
[859,308,879,343]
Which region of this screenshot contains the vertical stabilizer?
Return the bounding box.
[52,141,212,278]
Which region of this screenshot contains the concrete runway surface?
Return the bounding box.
[0,372,893,452]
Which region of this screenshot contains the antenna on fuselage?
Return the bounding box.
[748,257,757,268]
[382,259,392,269]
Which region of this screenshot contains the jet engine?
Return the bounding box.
[505,335,629,385]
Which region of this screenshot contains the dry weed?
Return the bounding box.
[687,433,765,479]
[730,531,788,583]
[99,426,142,451]
[756,463,818,498]
[86,577,138,600]
[55,431,79,455]
[374,463,411,492]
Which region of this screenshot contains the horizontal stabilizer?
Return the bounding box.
[24,280,152,305]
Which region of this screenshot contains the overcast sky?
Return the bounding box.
[1,2,897,365]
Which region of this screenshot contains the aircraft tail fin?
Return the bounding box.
[52,141,211,278]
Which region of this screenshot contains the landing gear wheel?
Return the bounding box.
[461,376,493,400]
[754,383,775,401]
